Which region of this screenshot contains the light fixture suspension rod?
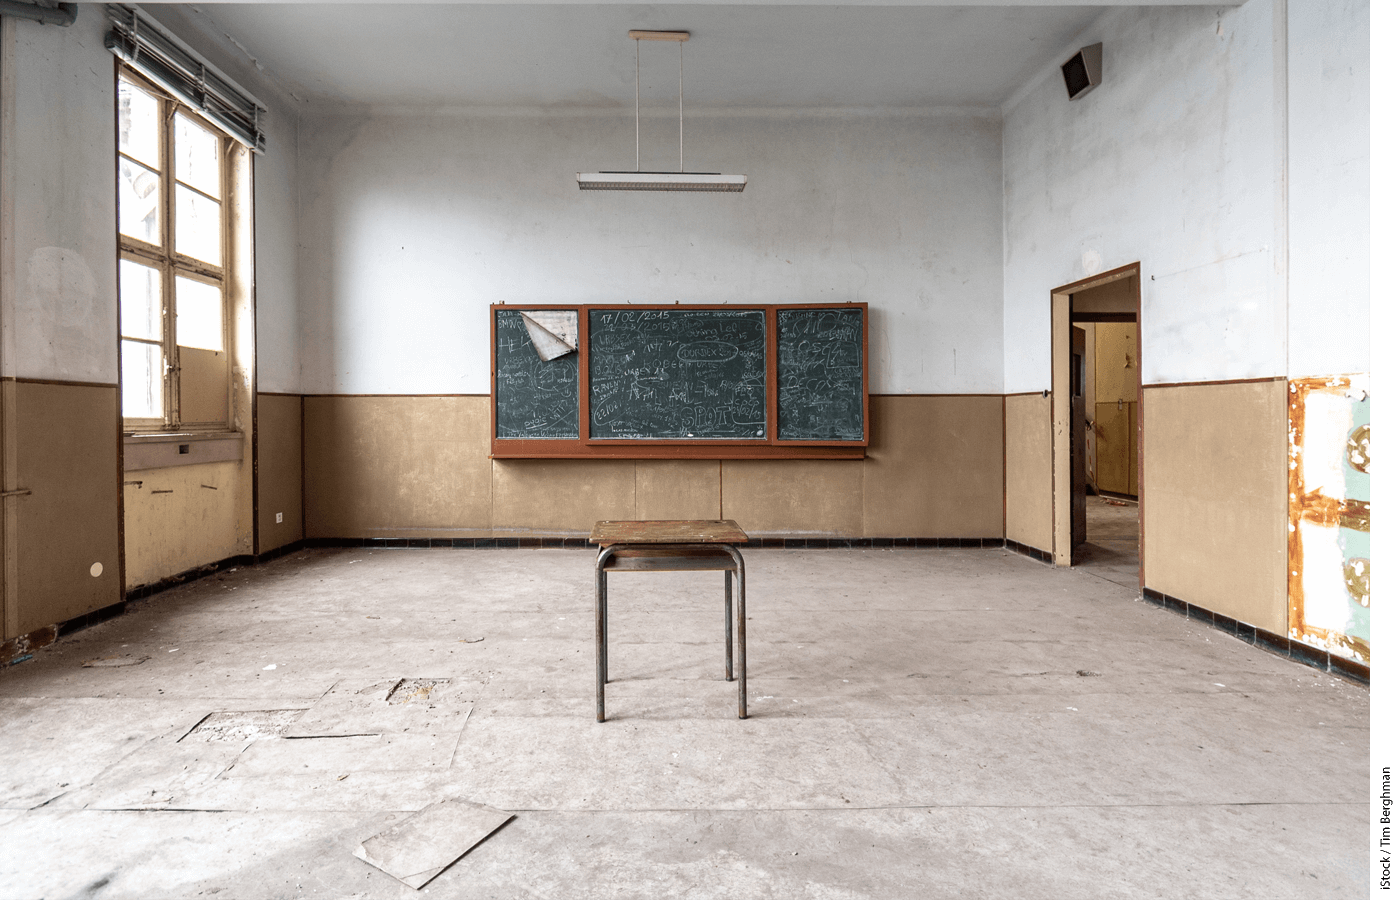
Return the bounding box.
[679,41,684,173]
[635,38,641,172]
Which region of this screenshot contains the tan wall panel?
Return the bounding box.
[636,460,721,520]
[11,383,121,635]
[124,461,244,588]
[1005,393,1052,552]
[1143,380,1287,633]
[492,459,636,535]
[721,460,863,537]
[304,396,494,538]
[862,395,1003,538]
[1095,323,1139,404]
[256,393,303,553]
[1095,401,1138,496]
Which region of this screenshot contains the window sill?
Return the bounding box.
[124,431,243,472]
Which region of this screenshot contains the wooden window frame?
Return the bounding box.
[117,67,234,434]
[490,302,870,460]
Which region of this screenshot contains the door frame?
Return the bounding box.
[1050,262,1143,588]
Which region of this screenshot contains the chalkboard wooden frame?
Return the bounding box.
[490,302,869,460]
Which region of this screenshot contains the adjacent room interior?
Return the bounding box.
[0,0,1371,895]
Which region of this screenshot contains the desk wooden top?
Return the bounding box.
[589,519,749,546]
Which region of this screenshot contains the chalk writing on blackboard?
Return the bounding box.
[588,308,767,439]
[777,307,864,441]
[495,310,579,439]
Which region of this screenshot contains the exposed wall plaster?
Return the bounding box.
[1287,374,1369,663]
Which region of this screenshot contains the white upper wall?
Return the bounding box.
[296,109,1005,395]
[1286,0,1369,377]
[0,12,118,383]
[1002,0,1281,391]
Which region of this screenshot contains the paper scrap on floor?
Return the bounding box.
[353,798,514,889]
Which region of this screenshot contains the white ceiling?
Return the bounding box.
[175,4,1117,110]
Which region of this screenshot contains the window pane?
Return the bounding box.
[118,80,160,168]
[119,260,162,341]
[176,276,223,351]
[121,340,163,419]
[175,113,220,196]
[176,184,221,265]
[118,158,161,245]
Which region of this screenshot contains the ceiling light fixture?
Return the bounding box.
[577,30,747,193]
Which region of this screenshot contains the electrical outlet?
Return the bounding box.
[275,512,283,524]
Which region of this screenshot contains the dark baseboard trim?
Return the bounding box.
[1004,539,1053,564]
[256,539,309,563]
[125,554,257,601]
[1,600,128,666]
[1140,587,1369,685]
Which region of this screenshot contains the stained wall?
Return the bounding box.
[302,394,1004,540]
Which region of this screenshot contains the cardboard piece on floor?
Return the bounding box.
[353,798,513,889]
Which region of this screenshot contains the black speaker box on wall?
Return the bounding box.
[1062,43,1103,100]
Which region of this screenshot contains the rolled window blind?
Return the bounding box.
[105,4,267,154]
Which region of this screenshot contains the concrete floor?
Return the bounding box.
[1076,495,1141,590]
[0,546,1368,898]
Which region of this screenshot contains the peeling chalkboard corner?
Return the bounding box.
[519,311,578,362]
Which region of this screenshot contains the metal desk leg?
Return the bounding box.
[737,553,746,719]
[595,546,618,723]
[720,544,747,719]
[725,569,733,682]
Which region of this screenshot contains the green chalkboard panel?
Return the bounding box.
[588,308,767,439]
[494,309,579,439]
[777,307,864,441]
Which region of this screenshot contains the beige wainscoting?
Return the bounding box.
[256,393,304,554]
[5,380,122,636]
[862,395,1003,538]
[721,458,866,537]
[636,460,722,521]
[492,458,636,536]
[1003,392,1052,553]
[1142,379,1287,634]
[303,395,494,539]
[300,394,1006,540]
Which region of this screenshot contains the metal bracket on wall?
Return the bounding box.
[0,489,31,499]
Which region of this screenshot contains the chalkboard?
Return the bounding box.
[777,307,865,441]
[494,309,579,439]
[491,303,867,459]
[588,308,767,439]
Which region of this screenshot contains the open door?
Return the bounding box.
[1071,326,1087,548]
[1051,263,1142,585]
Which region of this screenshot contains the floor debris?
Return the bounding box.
[82,656,150,668]
[181,709,306,743]
[352,798,514,889]
[284,678,471,739]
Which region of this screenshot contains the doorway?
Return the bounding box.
[1050,263,1142,589]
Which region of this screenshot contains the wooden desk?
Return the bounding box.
[589,520,749,722]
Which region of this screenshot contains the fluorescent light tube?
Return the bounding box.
[577,172,747,192]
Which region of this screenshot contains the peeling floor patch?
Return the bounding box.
[82,656,149,668]
[388,678,453,704]
[181,709,307,743]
